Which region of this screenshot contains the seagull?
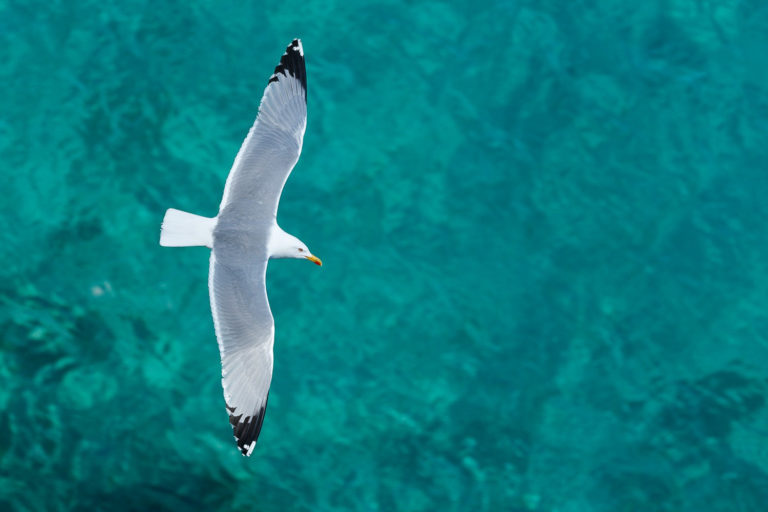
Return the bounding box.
[159,39,320,456]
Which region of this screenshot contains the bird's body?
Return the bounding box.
[159,39,320,456]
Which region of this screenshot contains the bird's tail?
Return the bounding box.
[159,208,216,248]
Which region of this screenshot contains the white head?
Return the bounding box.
[268,226,322,266]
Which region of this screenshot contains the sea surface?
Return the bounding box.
[2,1,768,510]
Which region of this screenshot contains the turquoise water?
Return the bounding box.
[2,1,768,510]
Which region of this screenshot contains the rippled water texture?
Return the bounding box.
[2,1,768,510]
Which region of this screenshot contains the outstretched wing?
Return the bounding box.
[209,253,274,456]
[218,38,307,222]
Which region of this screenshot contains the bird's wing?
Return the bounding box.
[209,252,274,456]
[218,39,307,221]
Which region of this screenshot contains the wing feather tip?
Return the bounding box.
[267,39,306,92]
[228,397,269,456]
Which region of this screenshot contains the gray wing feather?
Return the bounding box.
[209,253,273,456]
[218,39,307,223]
[208,39,307,455]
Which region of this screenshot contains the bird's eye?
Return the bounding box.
[298,248,304,252]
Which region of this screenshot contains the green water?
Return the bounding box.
[2,1,768,510]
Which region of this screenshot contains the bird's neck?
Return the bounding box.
[267,224,300,259]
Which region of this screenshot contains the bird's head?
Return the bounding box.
[268,228,322,265]
[295,241,322,266]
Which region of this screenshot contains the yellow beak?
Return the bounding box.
[305,255,322,266]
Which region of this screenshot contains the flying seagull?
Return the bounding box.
[159,39,320,456]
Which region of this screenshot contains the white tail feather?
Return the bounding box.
[160,208,216,248]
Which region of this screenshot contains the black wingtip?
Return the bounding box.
[267,39,306,94]
[228,396,269,456]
